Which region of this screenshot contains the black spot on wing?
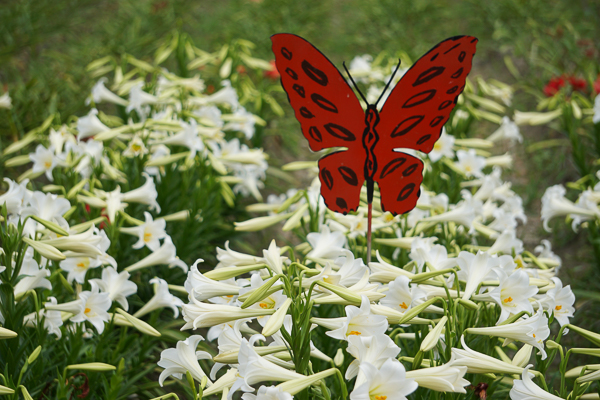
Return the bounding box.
[311,93,338,113]
[443,43,461,54]
[308,126,322,142]
[430,53,439,61]
[438,100,453,110]
[338,166,359,186]
[324,123,356,141]
[336,197,348,210]
[451,68,464,79]
[403,164,418,177]
[391,115,424,138]
[302,60,328,86]
[413,66,445,87]
[447,86,459,94]
[403,90,436,108]
[417,134,431,145]
[380,157,406,179]
[281,47,292,60]
[459,51,466,62]
[300,107,314,119]
[321,168,333,190]
[397,183,416,201]
[429,116,444,127]
[285,68,298,80]
[293,84,305,98]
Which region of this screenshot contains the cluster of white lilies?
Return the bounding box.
[152,54,600,400]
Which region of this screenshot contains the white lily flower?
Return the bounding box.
[122,134,149,158]
[242,386,293,400]
[29,144,60,181]
[346,333,400,380]
[405,361,469,393]
[488,116,522,143]
[429,129,455,162]
[49,126,76,155]
[0,178,31,215]
[134,277,183,318]
[327,296,388,340]
[70,281,112,334]
[333,250,369,287]
[157,335,213,387]
[125,236,187,272]
[185,260,242,301]
[261,240,287,275]
[467,309,550,359]
[157,119,204,158]
[489,268,537,324]
[350,359,418,400]
[488,229,524,255]
[193,80,239,109]
[455,149,486,178]
[306,225,347,261]
[534,240,561,268]
[223,106,256,140]
[456,251,498,300]
[592,94,600,124]
[451,336,525,374]
[126,211,168,251]
[23,297,63,338]
[87,78,128,106]
[510,365,560,400]
[216,241,261,268]
[14,248,52,297]
[182,296,274,330]
[90,267,137,311]
[380,275,426,312]
[540,277,575,327]
[237,336,303,390]
[0,92,12,109]
[120,173,161,213]
[77,108,110,140]
[127,82,159,115]
[421,191,480,230]
[541,184,598,231]
[59,256,102,284]
[409,237,455,272]
[21,191,70,229]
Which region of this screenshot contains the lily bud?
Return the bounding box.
[262,298,292,337]
[22,237,65,261]
[66,362,116,371]
[421,316,448,352]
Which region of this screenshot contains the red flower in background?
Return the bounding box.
[236,65,247,75]
[543,75,588,97]
[544,76,566,97]
[264,60,280,80]
[568,76,587,92]
[593,75,600,94]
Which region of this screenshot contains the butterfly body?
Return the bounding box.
[272,33,477,216]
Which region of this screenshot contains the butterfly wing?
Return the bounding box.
[271,33,367,213]
[374,36,478,214]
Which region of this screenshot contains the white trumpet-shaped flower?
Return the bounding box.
[127,212,168,251]
[346,333,401,380]
[77,108,110,140]
[60,256,102,284]
[125,236,187,273]
[456,251,498,300]
[405,360,469,393]
[87,78,128,106]
[134,277,183,318]
[157,335,213,387]
[69,281,112,334]
[90,267,137,311]
[120,173,161,213]
[540,277,575,327]
[23,297,63,338]
[306,225,347,261]
[29,144,60,181]
[451,336,525,375]
[510,365,560,400]
[455,149,486,178]
[350,358,418,400]
[185,260,242,302]
[489,268,537,324]
[380,276,426,313]
[429,129,455,162]
[327,296,388,340]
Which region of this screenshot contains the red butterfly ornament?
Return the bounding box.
[271,34,478,218]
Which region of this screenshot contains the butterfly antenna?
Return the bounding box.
[343,62,368,105]
[375,58,402,108]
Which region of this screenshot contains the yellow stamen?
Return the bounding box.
[348,331,361,336]
[555,305,562,311]
[433,141,442,151]
[399,302,408,309]
[375,396,387,400]
[533,333,536,338]
[259,302,269,309]
[84,307,91,314]
[44,161,52,169]
[143,232,152,242]
[503,297,513,303]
